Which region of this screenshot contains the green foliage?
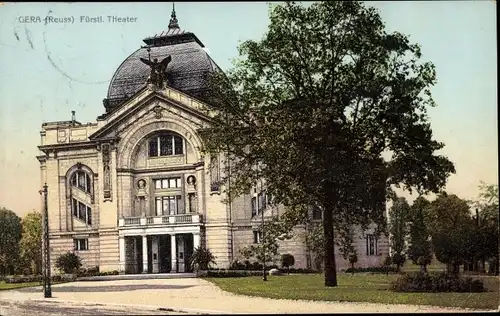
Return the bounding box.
[190,247,217,271]
[344,266,398,274]
[392,272,485,293]
[55,252,82,274]
[388,197,410,271]
[424,193,475,274]
[239,216,293,265]
[392,253,406,272]
[407,197,432,268]
[384,256,392,266]
[200,1,454,287]
[19,212,42,275]
[472,182,499,274]
[0,207,22,276]
[281,253,295,273]
[304,223,325,271]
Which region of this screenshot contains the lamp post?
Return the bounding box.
[39,183,52,298]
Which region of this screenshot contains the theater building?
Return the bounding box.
[37,9,388,274]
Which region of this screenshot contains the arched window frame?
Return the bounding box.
[71,170,92,194]
[148,132,184,157]
[65,163,96,228]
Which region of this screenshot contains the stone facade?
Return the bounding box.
[37,18,389,274]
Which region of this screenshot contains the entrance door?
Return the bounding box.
[177,235,185,273]
[184,234,194,273]
[159,235,171,273]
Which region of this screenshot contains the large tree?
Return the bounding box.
[424,192,473,274]
[407,196,432,272]
[19,211,43,275]
[472,182,499,274]
[388,197,410,272]
[200,1,455,286]
[0,207,22,276]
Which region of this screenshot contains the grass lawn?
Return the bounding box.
[0,280,67,291]
[205,274,499,310]
[0,281,42,291]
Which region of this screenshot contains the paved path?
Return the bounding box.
[0,278,495,314]
[0,299,182,316]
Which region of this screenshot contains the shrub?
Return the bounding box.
[55,252,82,274]
[280,268,318,274]
[206,270,267,278]
[392,272,485,293]
[281,254,295,274]
[348,254,358,274]
[190,247,217,271]
[252,261,263,271]
[392,253,406,272]
[243,260,252,270]
[229,260,245,270]
[344,266,398,274]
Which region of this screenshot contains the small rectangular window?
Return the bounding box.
[155,197,162,216]
[74,239,88,251]
[168,196,176,215]
[162,197,169,216]
[366,234,377,256]
[87,206,92,225]
[253,231,259,244]
[160,179,167,189]
[169,178,177,188]
[176,195,184,214]
[160,135,173,155]
[155,180,162,189]
[174,136,183,155]
[176,178,181,188]
[149,137,159,156]
[312,207,322,220]
[251,197,257,217]
[72,198,78,217]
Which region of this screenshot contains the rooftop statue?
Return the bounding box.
[140,55,172,89]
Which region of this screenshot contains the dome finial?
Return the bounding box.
[169,2,179,29]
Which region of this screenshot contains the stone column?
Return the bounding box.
[119,236,125,274]
[193,232,200,250]
[142,235,148,274]
[170,234,177,273]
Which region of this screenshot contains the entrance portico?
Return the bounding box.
[119,226,201,274]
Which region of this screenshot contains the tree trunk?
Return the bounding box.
[452,263,460,275]
[323,206,337,287]
[479,259,486,273]
[419,264,426,274]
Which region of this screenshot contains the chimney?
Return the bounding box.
[71,111,76,123]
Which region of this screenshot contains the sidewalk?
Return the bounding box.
[0,278,494,314]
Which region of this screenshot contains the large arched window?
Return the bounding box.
[148,133,184,157]
[67,166,94,227]
[71,171,91,193]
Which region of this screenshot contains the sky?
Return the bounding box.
[0,1,497,218]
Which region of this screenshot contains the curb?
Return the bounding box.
[24,298,231,315]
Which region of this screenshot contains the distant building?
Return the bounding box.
[37,9,388,274]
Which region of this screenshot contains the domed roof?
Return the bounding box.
[104,8,221,113]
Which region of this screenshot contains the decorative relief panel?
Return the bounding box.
[147,155,184,168]
[102,143,112,201]
[57,129,67,143]
[69,128,88,142]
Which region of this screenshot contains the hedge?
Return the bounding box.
[4,274,77,284]
[392,272,485,293]
[343,266,398,274]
